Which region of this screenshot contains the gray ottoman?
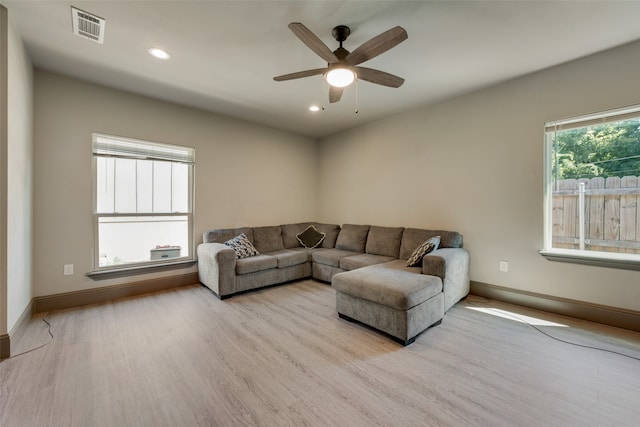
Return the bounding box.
[332,264,444,345]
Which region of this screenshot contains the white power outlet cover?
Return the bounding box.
[499,261,509,272]
[64,264,74,275]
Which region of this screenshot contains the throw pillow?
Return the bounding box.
[224,233,259,259]
[406,236,440,267]
[296,225,326,249]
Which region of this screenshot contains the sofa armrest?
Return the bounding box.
[197,243,237,297]
[423,248,470,311]
[422,254,445,281]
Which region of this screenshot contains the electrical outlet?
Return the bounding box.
[499,260,509,272]
[63,264,74,276]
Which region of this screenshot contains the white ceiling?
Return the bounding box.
[5,1,640,139]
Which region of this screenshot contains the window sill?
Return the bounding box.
[86,259,197,280]
[539,249,640,271]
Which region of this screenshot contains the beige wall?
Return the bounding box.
[318,40,640,312]
[33,71,318,296]
[28,38,640,312]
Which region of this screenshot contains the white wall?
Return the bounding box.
[0,6,7,338]
[6,17,33,331]
[318,40,640,312]
[33,71,318,296]
[0,7,34,336]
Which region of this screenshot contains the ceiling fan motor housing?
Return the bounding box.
[333,46,350,60]
[332,25,351,43]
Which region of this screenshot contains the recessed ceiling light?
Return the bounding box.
[309,105,320,112]
[148,48,170,60]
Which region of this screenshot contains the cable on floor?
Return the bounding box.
[465,297,640,362]
[1,317,53,361]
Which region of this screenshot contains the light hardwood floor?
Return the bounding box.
[1,280,639,426]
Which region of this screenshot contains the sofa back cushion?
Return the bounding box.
[365,226,404,258]
[252,226,284,253]
[281,223,313,248]
[399,228,463,259]
[335,224,370,253]
[203,227,253,244]
[313,223,341,248]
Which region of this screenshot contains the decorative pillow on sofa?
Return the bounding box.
[296,225,326,249]
[224,233,260,259]
[406,236,440,267]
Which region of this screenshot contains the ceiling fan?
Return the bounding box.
[273,23,408,103]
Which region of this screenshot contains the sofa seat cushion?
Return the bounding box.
[332,264,442,311]
[267,249,310,268]
[236,254,278,275]
[312,249,360,268]
[376,259,422,274]
[339,253,396,271]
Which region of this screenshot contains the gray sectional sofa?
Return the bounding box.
[197,222,470,344]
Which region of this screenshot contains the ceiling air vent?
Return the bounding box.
[71,6,105,44]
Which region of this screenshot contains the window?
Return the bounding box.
[542,105,640,268]
[92,133,195,271]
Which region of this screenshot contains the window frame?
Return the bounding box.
[541,104,640,271]
[91,133,195,273]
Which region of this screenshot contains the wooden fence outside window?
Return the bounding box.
[552,176,640,254]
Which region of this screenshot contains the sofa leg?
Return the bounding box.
[431,319,442,327]
[339,312,418,346]
[396,336,416,346]
[338,312,355,322]
[200,284,232,300]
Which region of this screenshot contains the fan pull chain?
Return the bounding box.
[355,78,359,114]
[320,77,327,111]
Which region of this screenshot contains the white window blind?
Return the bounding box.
[544,104,640,133]
[92,133,195,164]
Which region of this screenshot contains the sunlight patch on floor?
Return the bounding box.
[466,306,568,327]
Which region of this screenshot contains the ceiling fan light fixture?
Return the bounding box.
[325,67,356,88]
[148,47,170,60]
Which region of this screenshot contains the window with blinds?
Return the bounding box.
[542,104,640,268]
[92,133,195,270]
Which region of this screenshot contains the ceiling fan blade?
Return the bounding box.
[329,85,343,103]
[273,67,327,82]
[288,22,339,64]
[355,67,405,88]
[346,26,408,66]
